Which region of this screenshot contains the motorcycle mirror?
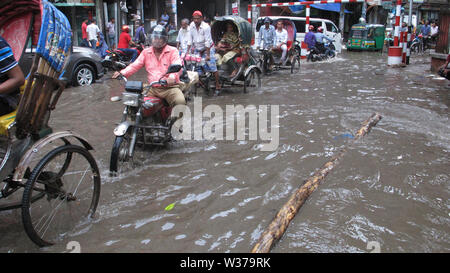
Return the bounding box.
[166,64,182,74]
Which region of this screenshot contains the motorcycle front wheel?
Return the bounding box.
[110,129,148,175]
[110,134,130,175]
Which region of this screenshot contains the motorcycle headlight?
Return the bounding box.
[122,92,140,107]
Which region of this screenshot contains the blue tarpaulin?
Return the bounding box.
[289,4,352,14]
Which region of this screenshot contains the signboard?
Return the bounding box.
[367,0,382,5]
[232,2,239,16]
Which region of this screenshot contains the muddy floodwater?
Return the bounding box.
[0,51,449,253]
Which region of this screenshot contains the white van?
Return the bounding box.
[254,16,342,53]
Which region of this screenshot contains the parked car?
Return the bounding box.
[20,46,104,86]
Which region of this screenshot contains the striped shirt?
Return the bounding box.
[0,35,20,111]
[0,36,18,78]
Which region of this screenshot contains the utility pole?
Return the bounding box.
[406,0,413,64]
[361,1,367,20]
[339,3,345,36]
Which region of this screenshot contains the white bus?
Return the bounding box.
[254,16,342,53]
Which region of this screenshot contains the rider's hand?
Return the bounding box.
[112,71,121,79]
[205,55,211,62]
[166,76,176,85]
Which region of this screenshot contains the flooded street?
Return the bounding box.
[1,51,449,253]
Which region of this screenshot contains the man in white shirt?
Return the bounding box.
[273,21,288,65]
[176,18,190,54]
[86,20,100,49]
[430,22,439,43]
[187,11,221,93]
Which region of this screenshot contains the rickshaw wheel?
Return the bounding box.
[290,55,301,74]
[243,69,261,93]
[21,144,101,247]
[202,77,214,96]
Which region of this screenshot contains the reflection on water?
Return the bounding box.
[0,52,449,253]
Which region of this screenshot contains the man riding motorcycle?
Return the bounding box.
[305,25,316,50]
[113,25,185,113]
[314,26,334,56]
[117,25,139,62]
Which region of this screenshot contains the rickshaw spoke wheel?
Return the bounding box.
[244,69,261,93]
[21,145,100,247]
[291,56,300,74]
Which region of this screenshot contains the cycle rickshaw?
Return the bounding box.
[0,0,101,247]
[258,18,301,74]
[185,16,261,95]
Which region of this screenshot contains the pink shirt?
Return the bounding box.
[120,45,182,84]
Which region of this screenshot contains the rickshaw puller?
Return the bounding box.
[187,11,221,93]
[257,17,276,69]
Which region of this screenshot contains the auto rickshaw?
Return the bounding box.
[210,16,262,94]
[347,23,385,51]
[0,0,100,247]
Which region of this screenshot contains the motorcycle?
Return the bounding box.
[410,34,427,54]
[307,41,336,62]
[105,44,143,66]
[102,59,196,174]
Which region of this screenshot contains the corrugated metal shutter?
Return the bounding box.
[436,12,449,54]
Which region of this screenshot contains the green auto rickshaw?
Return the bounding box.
[347,23,385,51]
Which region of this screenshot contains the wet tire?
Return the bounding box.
[261,59,267,75]
[22,144,101,247]
[290,56,300,74]
[203,76,213,96]
[72,63,95,86]
[243,69,261,93]
[110,134,131,174]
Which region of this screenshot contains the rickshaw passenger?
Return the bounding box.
[274,21,288,65]
[0,35,25,116]
[216,22,241,78]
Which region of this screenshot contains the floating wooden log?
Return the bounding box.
[251,113,383,253]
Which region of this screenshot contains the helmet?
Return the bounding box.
[150,25,168,49]
[122,25,130,33]
[309,25,315,31]
[318,26,323,33]
[264,17,271,24]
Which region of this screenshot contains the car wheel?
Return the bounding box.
[73,64,95,86]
